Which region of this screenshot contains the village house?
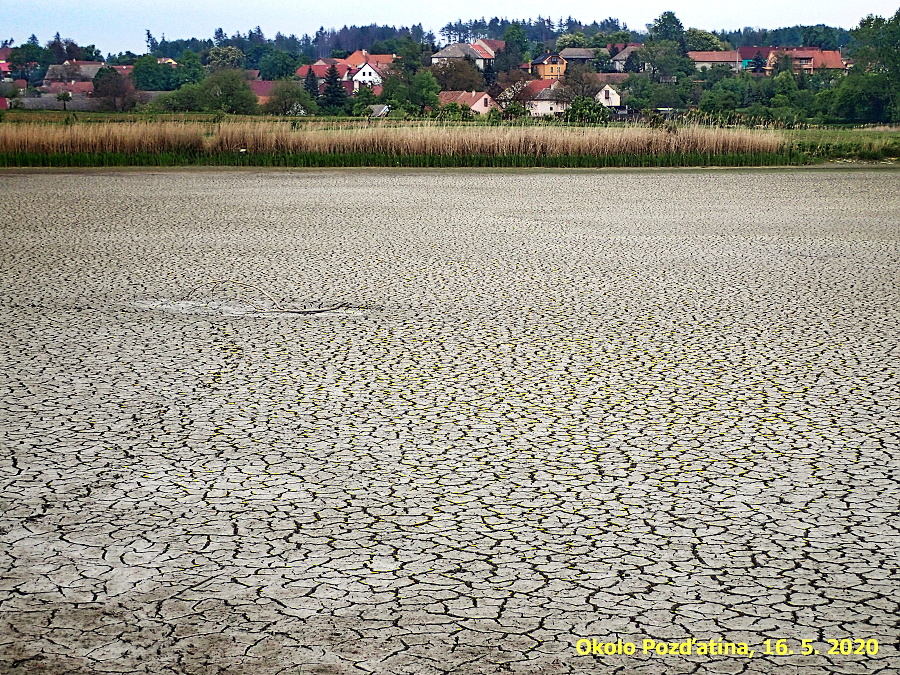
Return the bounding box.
[735,46,846,74]
[437,90,499,114]
[530,52,567,80]
[763,48,846,75]
[558,47,603,66]
[594,84,621,107]
[610,44,641,72]
[296,63,353,88]
[344,50,394,69]
[352,61,389,88]
[688,51,742,72]
[43,60,105,83]
[430,39,505,71]
[515,79,571,116]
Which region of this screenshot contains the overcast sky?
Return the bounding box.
[7,0,898,55]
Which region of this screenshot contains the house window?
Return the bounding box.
[604,90,610,99]
[484,97,488,107]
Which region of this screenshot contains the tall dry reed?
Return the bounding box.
[0,120,784,158]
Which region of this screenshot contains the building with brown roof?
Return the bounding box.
[688,51,741,72]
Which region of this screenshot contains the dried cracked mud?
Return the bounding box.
[1,168,898,675]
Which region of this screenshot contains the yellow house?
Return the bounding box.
[530,52,567,80]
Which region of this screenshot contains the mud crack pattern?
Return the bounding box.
[1,169,898,674]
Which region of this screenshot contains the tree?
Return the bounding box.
[503,23,529,56]
[564,63,600,97]
[493,43,523,74]
[649,12,687,55]
[262,80,318,115]
[206,46,245,71]
[637,40,694,81]
[624,50,642,73]
[430,58,485,91]
[201,69,258,114]
[9,41,51,84]
[351,86,378,116]
[93,67,138,110]
[749,52,767,74]
[56,91,72,111]
[303,67,319,98]
[556,32,587,49]
[172,50,205,87]
[259,51,299,80]
[131,55,174,90]
[685,28,724,51]
[320,63,349,113]
[852,8,900,120]
[563,96,609,123]
[394,37,426,78]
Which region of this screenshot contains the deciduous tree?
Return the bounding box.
[259,51,299,80]
[430,58,485,91]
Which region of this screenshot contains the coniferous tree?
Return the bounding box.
[304,66,320,98]
[320,63,349,113]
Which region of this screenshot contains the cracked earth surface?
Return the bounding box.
[0,168,898,674]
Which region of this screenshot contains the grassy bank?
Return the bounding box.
[0,120,802,168]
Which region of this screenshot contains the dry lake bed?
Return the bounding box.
[0,168,898,674]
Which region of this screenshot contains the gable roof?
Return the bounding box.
[531,87,570,102]
[737,46,778,61]
[432,43,481,60]
[249,80,279,98]
[438,90,498,108]
[688,51,740,63]
[531,52,566,65]
[476,39,506,56]
[345,50,395,68]
[296,63,353,79]
[520,79,555,98]
[611,45,640,62]
[44,62,105,82]
[40,81,94,95]
[559,48,597,60]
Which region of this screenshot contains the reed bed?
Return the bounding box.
[0,120,795,167]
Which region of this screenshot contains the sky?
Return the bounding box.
[7,0,898,55]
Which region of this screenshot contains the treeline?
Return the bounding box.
[714,25,852,50]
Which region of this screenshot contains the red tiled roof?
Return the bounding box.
[470,45,492,59]
[296,64,352,79]
[439,90,497,109]
[521,79,554,98]
[688,51,739,62]
[478,39,506,54]
[41,81,94,94]
[111,65,133,76]
[737,46,777,60]
[345,50,395,68]
[0,63,9,73]
[249,81,279,98]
